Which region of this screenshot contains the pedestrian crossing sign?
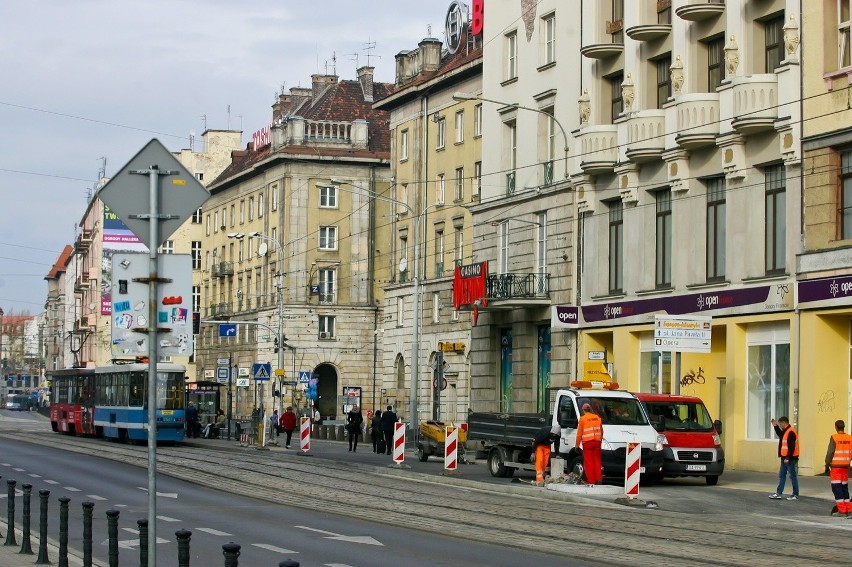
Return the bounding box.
[252,363,271,381]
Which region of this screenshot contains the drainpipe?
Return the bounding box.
[793,0,804,431]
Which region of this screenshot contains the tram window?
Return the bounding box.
[158,372,182,410]
[129,372,144,406]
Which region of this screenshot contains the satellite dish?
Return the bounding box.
[399,257,408,273]
[258,242,268,257]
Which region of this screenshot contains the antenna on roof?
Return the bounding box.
[363,39,379,67]
[227,104,231,130]
[347,52,359,70]
[200,114,208,132]
[427,24,432,37]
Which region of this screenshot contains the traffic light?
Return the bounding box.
[273,337,279,353]
[192,312,200,335]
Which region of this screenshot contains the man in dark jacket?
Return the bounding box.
[380,405,398,456]
[532,424,561,484]
[186,401,199,438]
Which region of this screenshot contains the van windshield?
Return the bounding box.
[643,401,714,432]
[577,396,649,426]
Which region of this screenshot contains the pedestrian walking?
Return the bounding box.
[769,416,800,500]
[270,409,280,441]
[532,424,561,485]
[576,403,603,485]
[280,406,298,449]
[380,405,398,455]
[371,410,383,453]
[826,419,852,517]
[346,405,364,452]
[186,401,199,438]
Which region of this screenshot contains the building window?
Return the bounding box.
[192,285,201,314]
[507,121,517,171]
[400,129,409,161]
[746,324,790,440]
[248,197,254,221]
[765,14,784,72]
[544,107,556,163]
[161,240,174,255]
[609,72,624,122]
[271,183,279,211]
[611,0,624,44]
[506,31,518,80]
[706,36,724,91]
[455,110,464,144]
[258,193,264,218]
[841,150,852,239]
[318,315,335,339]
[765,165,786,274]
[205,214,211,236]
[474,104,483,137]
[238,239,244,263]
[454,227,463,266]
[397,184,409,215]
[474,161,482,197]
[542,13,556,65]
[657,1,671,24]
[841,1,852,67]
[655,189,672,287]
[608,200,623,293]
[320,184,338,208]
[397,297,405,326]
[319,226,338,250]
[432,292,441,323]
[536,213,547,278]
[656,56,672,108]
[398,235,408,282]
[498,221,509,273]
[318,269,335,304]
[435,230,444,277]
[191,241,201,270]
[436,117,446,149]
[205,251,210,272]
[436,174,445,205]
[455,167,464,201]
[706,177,726,281]
[213,211,219,233]
[192,208,202,224]
[239,200,245,224]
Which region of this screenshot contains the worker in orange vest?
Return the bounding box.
[826,419,852,517]
[769,416,800,500]
[532,424,561,485]
[576,402,604,485]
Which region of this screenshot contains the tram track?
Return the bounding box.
[5,430,845,566]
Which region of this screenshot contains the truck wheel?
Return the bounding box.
[488,448,508,477]
[705,475,719,486]
[417,446,429,462]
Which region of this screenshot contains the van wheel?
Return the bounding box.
[488,448,508,477]
[705,475,719,486]
[417,446,429,462]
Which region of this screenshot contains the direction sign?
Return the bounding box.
[253,363,272,381]
[216,367,229,384]
[282,381,297,386]
[216,358,230,366]
[219,324,237,338]
[298,370,311,384]
[654,315,712,353]
[96,139,210,249]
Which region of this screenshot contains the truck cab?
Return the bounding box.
[636,393,724,485]
[554,388,665,483]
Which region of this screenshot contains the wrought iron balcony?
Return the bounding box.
[207,302,233,318]
[506,171,516,196]
[543,161,554,186]
[486,272,550,301]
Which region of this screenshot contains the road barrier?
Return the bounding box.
[444,426,458,471]
[625,441,641,499]
[393,422,406,464]
[299,417,311,452]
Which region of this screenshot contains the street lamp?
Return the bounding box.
[452,92,570,180]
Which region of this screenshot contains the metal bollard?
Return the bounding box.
[59,496,70,567]
[279,561,300,566]
[106,509,120,567]
[19,483,33,554]
[35,489,50,564]
[137,519,148,567]
[4,479,17,546]
[222,542,241,567]
[82,502,94,567]
[175,529,192,567]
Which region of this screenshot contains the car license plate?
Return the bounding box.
[639,467,645,473]
[686,464,707,471]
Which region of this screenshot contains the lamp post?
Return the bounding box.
[452,92,570,180]
[227,231,286,423]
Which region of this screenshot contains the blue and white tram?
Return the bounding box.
[93,362,186,443]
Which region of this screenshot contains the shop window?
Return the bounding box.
[746,323,791,440]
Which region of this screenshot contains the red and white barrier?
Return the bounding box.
[624,441,641,498]
[299,416,311,452]
[444,426,458,471]
[392,422,406,464]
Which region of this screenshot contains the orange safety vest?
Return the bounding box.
[780,426,800,458]
[830,432,852,467]
[577,413,603,445]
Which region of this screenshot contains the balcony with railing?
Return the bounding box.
[624,110,666,163]
[575,125,618,174]
[674,93,720,149]
[212,261,234,278]
[486,272,550,304]
[207,302,233,319]
[729,75,778,135]
[305,120,351,143]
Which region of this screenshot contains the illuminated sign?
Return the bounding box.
[453,261,488,310]
[445,1,469,54]
[252,125,271,150]
[438,342,466,353]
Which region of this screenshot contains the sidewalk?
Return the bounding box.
[0,521,104,567]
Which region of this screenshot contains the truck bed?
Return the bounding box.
[467,410,551,448]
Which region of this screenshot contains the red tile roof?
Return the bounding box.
[45,245,73,280]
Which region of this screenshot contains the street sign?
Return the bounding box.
[282,381,297,386]
[298,370,311,384]
[216,358,230,366]
[433,377,448,391]
[96,139,210,249]
[216,367,229,384]
[588,351,606,361]
[236,378,250,387]
[654,315,712,353]
[253,363,272,381]
[219,324,237,338]
[274,369,286,377]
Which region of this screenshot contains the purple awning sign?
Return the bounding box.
[798,275,852,306]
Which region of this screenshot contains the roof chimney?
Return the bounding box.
[311,74,338,104]
[288,87,312,114]
[357,66,375,102]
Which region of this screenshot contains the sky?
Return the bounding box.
[0,0,447,315]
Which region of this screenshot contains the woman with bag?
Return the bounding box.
[346,405,364,452]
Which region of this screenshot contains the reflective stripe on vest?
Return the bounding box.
[831,433,852,467]
[781,426,799,458]
[580,414,603,443]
